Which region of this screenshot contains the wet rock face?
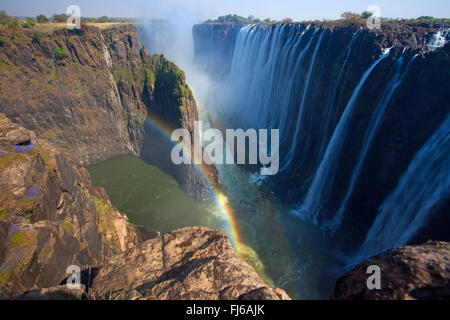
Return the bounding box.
[193,24,242,78]
[0,24,216,200]
[0,114,151,299]
[333,241,450,300]
[193,21,450,250]
[89,227,290,300]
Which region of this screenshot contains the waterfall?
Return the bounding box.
[200,23,449,262]
[294,50,390,226]
[226,24,318,132]
[282,29,325,171]
[428,28,450,50]
[329,52,419,232]
[316,30,361,160]
[356,114,450,261]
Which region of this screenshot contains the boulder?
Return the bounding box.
[89,227,290,300]
[333,241,450,300]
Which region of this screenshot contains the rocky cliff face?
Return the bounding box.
[193,21,450,256]
[0,114,288,300]
[333,241,450,300]
[0,24,217,200]
[0,113,152,298]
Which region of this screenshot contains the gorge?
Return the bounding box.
[190,20,450,297]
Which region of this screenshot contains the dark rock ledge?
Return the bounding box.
[333,241,450,300]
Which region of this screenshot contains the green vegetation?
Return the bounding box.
[52,13,68,23]
[0,10,12,25]
[91,194,120,251]
[31,32,42,43]
[36,14,49,23]
[204,12,450,27]
[0,37,4,46]
[205,14,274,24]
[82,16,136,23]
[6,18,19,29]
[0,207,11,220]
[54,47,67,59]
[22,18,36,29]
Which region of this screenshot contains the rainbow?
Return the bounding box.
[141,111,297,292]
[138,112,244,255]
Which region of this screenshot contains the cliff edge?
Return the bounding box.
[0,24,217,201]
[333,241,450,300]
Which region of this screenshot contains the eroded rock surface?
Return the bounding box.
[0,24,217,200]
[89,227,291,300]
[333,241,450,300]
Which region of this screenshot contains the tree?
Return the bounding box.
[282,18,293,23]
[32,32,42,43]
[6,18,19,29]
[52,14,68,23]
[0,10,12,24]
[22,18,36,28]
[361,11,374,19]
[36,14,49,23]
[97,16,109,23]
[341,12,362,20]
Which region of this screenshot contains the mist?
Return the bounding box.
[137,7,216,115]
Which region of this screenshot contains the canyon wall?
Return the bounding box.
[193,22,450,259]
[0,113,289,300]
[0,113,153,298]
[0,24,217,200]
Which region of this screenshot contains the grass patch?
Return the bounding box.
[91,194,120,251]
[54,46,67,60]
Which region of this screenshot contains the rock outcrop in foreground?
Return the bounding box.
[0,113,150,298]
[333,241,450,300]
[89,227,290,300]
[0,115,289,300]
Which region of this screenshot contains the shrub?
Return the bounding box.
[6,18,19,29]
[36,14,49,23]
[54,47,67,59]
[361,11,374,19]
[0,10,12,25]
[52,14,68,23]
[205,14,265,25]
[341,12,362,20]
[97,16,109,23]
[31,32,42,43]
[0,37,4,46]
[22,18,36,29]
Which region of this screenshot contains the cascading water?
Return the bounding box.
[226,24,319,131]
[331,51,419,232]
[356,114,450,261]
[206,23,449,266]
[295,50,391,228]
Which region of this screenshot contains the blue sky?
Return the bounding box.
[1,0,449,21]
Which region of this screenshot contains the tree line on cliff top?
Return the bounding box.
[203,12,450,26]
[0,10,135,26]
